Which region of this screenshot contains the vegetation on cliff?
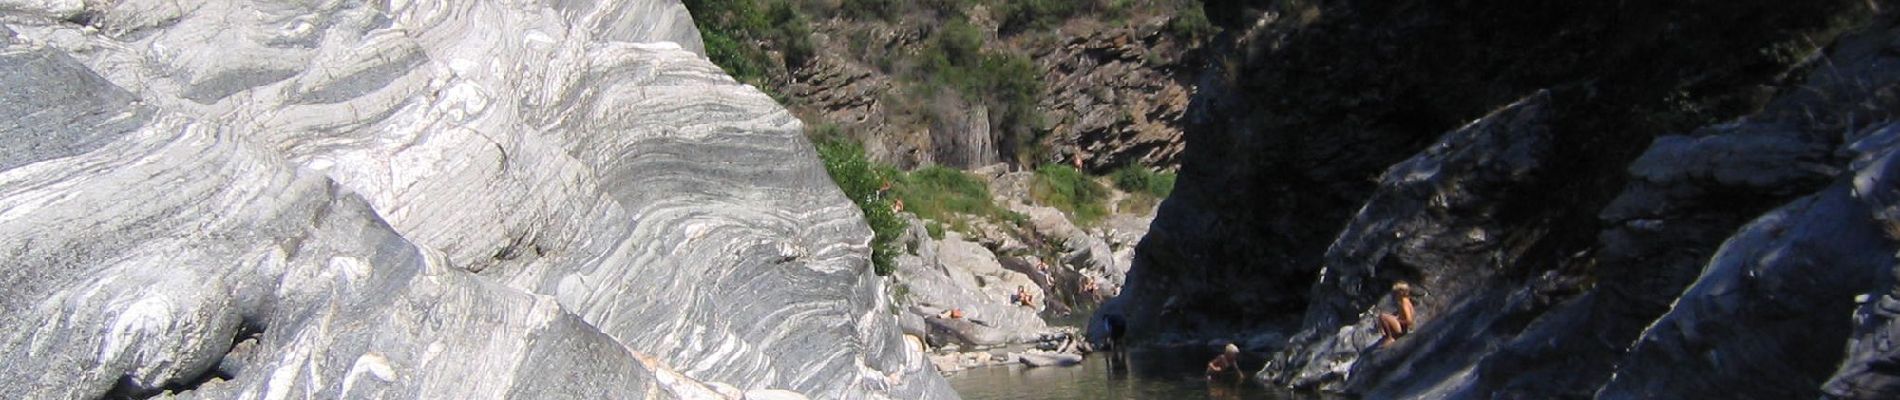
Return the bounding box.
[1031,165,1111,225]
[815,132,905,275]
[1110,165,1176,211]
[678,0,816,86]
[683,0,1211,169]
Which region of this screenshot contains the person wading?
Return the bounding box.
[1092,313,1128,370]
[1205,343,1244,382]
[1377,281,1416,347]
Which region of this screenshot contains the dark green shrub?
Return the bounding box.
[1109,165,1174,213]
[769,1,816,67]
[1110,164,1176,198]
[842,0,898,20]
[998,0,1078,33]
[1167,1,1217,40]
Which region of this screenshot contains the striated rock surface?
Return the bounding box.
[0,0,952,398]
[1035,20,1197,172]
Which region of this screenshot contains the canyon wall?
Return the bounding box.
[1108,0,1896,398]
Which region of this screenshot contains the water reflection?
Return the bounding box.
[946,348,1333,400]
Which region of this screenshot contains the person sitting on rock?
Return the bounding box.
[1205,343,1244,381]
[1377,281,1416,347]
[1013,286,1035,307]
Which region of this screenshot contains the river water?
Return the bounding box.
[945,348,1334,400]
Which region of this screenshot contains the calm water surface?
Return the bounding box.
[945,348,1334,400]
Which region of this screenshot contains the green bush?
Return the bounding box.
[815,137,905,276]
[998,0,1079,33]
[680,0,816,84]
[920,0,969,15]
[842,0,898,20]
[699,27,768,83]
[1167,2,1217,40]
[1031,164,1110,225]
[894,165,1001,222]
[1109,165,1175,213]
[1109,164,1176,198]
[925,221,946,240]
[768,1,816,67]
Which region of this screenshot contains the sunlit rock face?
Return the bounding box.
[0,0,951,398]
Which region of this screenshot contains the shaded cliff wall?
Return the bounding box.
[1119,0,1871,342]
[1107,0,1889,398]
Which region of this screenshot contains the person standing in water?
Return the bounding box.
[1092,313,1128,370]
[1377,281,1415,347]
[1205,343,1244,382]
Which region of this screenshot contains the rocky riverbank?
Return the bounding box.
[858,163,1159,375]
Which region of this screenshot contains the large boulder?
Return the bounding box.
[1264,91,1555,391]
[0,0,952,398]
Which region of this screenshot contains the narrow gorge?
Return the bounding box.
[9,0,1900,399]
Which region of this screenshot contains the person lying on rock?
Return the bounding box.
[1377,281,1416,347]
[1205,343,1244,382]
[937,308,965,319]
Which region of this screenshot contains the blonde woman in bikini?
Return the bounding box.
[1377,281,1415,347]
